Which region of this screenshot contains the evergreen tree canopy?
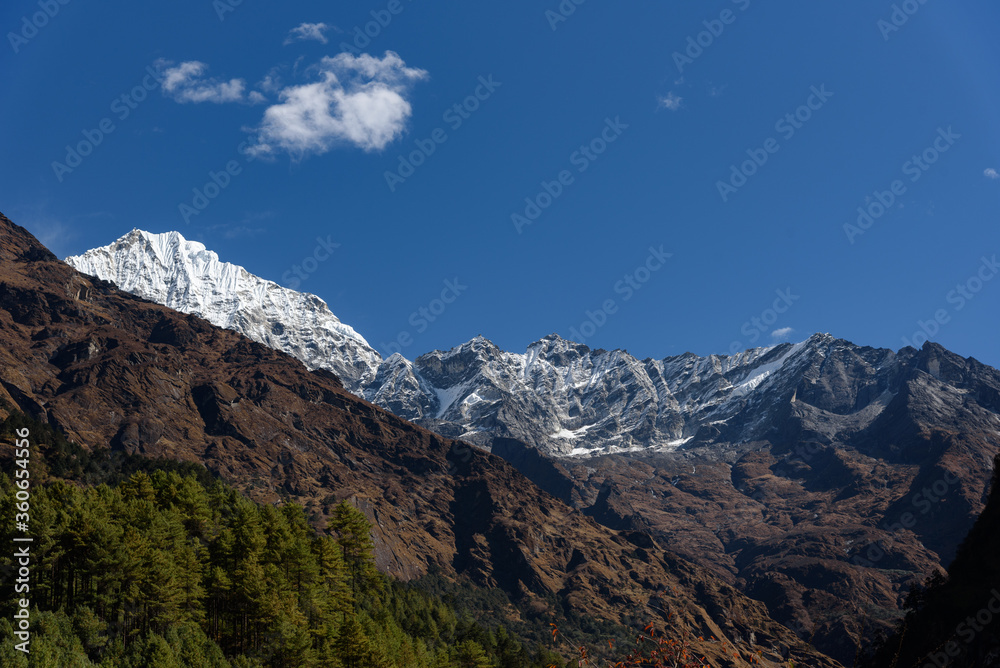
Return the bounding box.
[0,412,571,668]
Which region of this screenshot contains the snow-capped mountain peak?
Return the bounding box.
[66,231,882,459]
[65,229,382,389]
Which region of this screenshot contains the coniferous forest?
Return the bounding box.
[0,412,568,667]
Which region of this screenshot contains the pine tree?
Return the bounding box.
[333,614,390,668]
[71,605,109,657]
[25,609,96,668]
[327,501,383,603]
[314,535,353,623]
[174,538,207,625]
[205,564,233,643]
[233,555,269,654]
[454,639,495,668]
[0,618,29,667]
[279,504,321,597]
[120,471,157,503]
[264,595,316,668]
[143,511,189,631]
[164,623,232,668]
[123,632,184,668]
[492,625,529,668]
[231,500,266,565]
[117,525,148,641]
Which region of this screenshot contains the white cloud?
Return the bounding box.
[985,168,999,180]
[285,22,330,45]
[159,60,247,104]
[771,327,795,342]
[257,70,283,94]
[247,51,428,158]
[657,92,683,111]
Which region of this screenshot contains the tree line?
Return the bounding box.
[0,411,567,667]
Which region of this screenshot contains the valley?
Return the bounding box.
[63,226,1000,664]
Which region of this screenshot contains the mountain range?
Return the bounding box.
[62,228,1000,664]
[67,230,866,459]
[0,211,844,666]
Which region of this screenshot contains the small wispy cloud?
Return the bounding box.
[247,51,428,158]
[30,220,75,257]
[285,22,331,45]
[199,212,273,242]
[20,208,100,259]
[159,60,247,104]
[771,327,795,342]
[205,222,268,240]
[257,70,284,94]
[985,168,999,180]
[657,92,683,112]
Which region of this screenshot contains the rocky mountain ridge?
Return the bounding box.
[1,211,840,667]
[67,231,868,459]
[65,229,381,389]
[64,228,1000,665]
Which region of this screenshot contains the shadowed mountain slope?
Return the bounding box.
[0,212,839,667]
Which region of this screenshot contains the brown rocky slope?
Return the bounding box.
[0,212,839,666]
[554,340,1000,664]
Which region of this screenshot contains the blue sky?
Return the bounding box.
[3,0,999,367]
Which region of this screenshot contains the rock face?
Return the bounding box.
[0,212,839,667]
[65,232,847,458]
[562,339,1000,664]
[65,229,381,390]
[862,456,1000,668]
[65,229,1000,665]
